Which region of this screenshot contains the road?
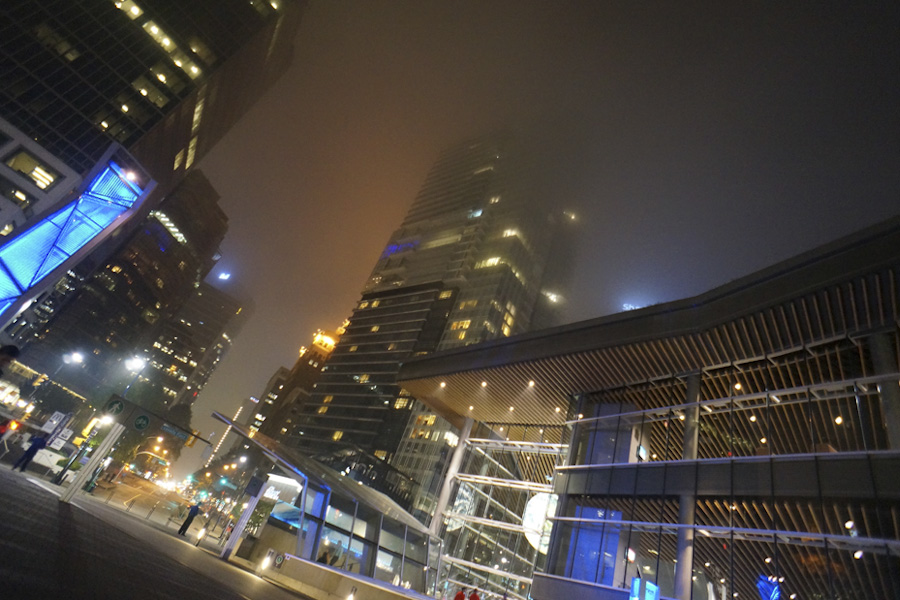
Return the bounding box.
[0,454,313,600]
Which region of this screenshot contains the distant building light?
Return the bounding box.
[218,272,231,280]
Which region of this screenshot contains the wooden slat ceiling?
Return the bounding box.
[397,222,900,600]
[401,269,900,431]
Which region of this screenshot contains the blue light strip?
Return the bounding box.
[0,161,143,315]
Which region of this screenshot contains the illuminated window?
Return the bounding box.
[503,229,518,238]
[0,175,35,211]
[387,343,397,350]
[248,0,271,15]
[317,406,328,414]
[458,332,466,340]
[188,37,217,65]
[475,257,501,269]
[150,63,185,93]
[374,450,387,459]
[131,76,168,108]
[449,320,470,330]
[322,396,332,404]
[185,137,198,168]
[359,301,369,309]
[358,374,370,383]
[113,0,144,20]
[371,300,380,308]
[394,398,409,409]
[0,224,13,237]
[370,325,379,332]
[332,431,343,441]
[4,150,59,190]
[416,415,436,426]
[459,299,477,309]
[173,150,184,170]
[439,290,453,299]
[502,325,511,337]
[489,195,500,204]
[191,95,205,134]
[33,23,81,62]
[349,345,358,352]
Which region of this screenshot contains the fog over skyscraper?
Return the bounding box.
[285,133,573,508]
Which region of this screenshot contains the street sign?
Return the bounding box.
[104,398,125,416]
[161,423,190,442]
[133,414,151,431]
[41,411,68,433]
[244,476,265,497]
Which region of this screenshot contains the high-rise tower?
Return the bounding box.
[288,133,569,468]
[0,0,304,207]
[0,0,304,414]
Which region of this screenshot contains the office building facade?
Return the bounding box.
[143,281,245,413]
[16,171,228,409]
[0,0,304,205]
[289,134,568,476]
[0,0,304,412]
[398,217,900,600]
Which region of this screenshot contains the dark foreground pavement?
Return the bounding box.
[0,464,312,600]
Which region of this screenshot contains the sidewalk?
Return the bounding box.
[0,463,313,600]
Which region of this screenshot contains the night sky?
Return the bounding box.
[176,1,900,475]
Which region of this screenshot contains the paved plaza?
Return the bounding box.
[0,456,313,600]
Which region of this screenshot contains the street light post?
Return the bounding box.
[52,415,111,485]
[27,351,84,416]
[122,356,147,398]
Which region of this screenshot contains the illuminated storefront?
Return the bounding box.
[212,414,439,597]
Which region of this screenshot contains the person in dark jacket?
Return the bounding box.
[178,503,201,536]
[13,435,46,472]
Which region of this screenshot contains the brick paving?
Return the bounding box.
[0,460,312,600]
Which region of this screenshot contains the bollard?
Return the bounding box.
[146,501,159,520]
[126,497,137,512]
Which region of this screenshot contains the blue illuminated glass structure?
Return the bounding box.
[0,161,145,317]
[756,575,781,600]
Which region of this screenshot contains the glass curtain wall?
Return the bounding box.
[548,335,900,600]
[439,422,569,600]
[257,472,435,592]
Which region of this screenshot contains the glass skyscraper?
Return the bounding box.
[287,133,571,508]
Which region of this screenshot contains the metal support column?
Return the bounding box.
[869,332,900,449]
[429,417,474,537]
[674,372,701,600]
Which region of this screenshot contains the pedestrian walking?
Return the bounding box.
[178,502,201,536]
[12,435,46,472]
[454,588,467,600]
[468,589,480,600]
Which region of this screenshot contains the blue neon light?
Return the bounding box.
[380,240,419,259]
[0,161,144,315]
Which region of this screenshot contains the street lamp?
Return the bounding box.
[53,414,113,484]
[123,356,147,397]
